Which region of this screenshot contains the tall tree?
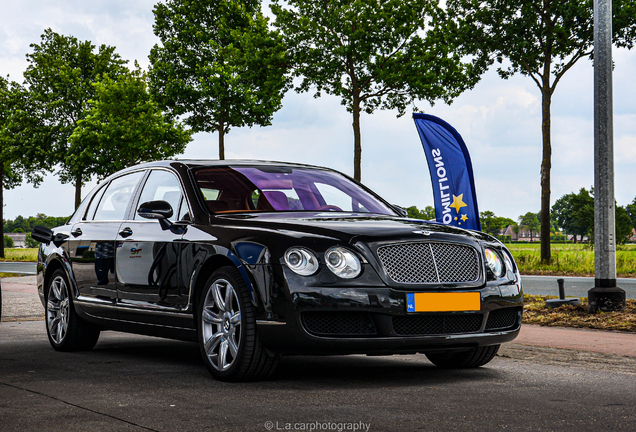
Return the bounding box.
[22,29,127,208]
[518,211,541,242]
[551,188,594,243]
[68,65,192,180]
[447,0,636,263]
[625,196,636,229]
[149,0,289,159]
[0,77,47,257]
[554,188,632,244]
[0,77,22,258]
[406,205,436,220]
[480,210,516,236]
[272,0,487,181]
[615,206,633,244]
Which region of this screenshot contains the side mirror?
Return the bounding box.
[31,225,54,244]
[392,205,408,218]
[31,226,69,247]
[137,200,174,220]
[137,200,186,233]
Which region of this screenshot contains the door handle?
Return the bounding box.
[71,228,83,237]
[119,227,133,238]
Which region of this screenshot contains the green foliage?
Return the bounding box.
[149,0,288,159]
[0,75,45,258]
[552,188,594,242]
[480,210,515,236]
[0,77,29,189]
[518,212,541,241]
[626,196,636,229]
[22,28,127,207]
[447,0,636,85]
[3,235,14,248]
[25,233,39,249]
[446,0,636,262]
[272,0,487,180]
[496,235,512,243]
[616,205,633,245]
[3,214,69,233]
[406,205,435,220]
[68,65,191,179]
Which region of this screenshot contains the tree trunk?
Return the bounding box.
[540,81,552,263]
[0,170,4,258]
[352,95,362,182]
[74,173,82,210]
[218,121,225,160]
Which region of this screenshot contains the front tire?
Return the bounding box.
[425,345,500,368]
[45,269,100,351]
[197,266,279,381]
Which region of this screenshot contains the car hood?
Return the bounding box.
[214,212,494,245]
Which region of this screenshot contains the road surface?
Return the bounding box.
[522,275,636,299]
[1,321,635,431]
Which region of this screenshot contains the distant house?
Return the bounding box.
[3,233,26,248]
[502,225,540,242]
[567,234,589,242]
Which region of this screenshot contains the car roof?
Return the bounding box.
[131,159,338,171]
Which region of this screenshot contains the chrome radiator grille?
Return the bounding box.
[376,242,480,284]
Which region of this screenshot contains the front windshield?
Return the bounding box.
[194,165,396,216]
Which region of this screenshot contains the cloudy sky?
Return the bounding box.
[2,0,636,222]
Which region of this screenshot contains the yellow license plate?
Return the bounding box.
[406,292,481,312]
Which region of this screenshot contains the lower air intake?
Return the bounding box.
[485,307,521,331]
[302,312,376,336]
[393,314,483,336]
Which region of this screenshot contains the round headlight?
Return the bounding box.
[484,248,504,277]
[284,248,319,276]
[325,247,362,279]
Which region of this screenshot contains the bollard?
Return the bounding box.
[557,278,565,300]
[546,278,581,308]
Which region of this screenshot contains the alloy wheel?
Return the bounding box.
[201,278,242,371]
[47,275,70,344]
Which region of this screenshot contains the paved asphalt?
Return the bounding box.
[0,262,36,275]
[1,321,635,431]
[522,275,636,299]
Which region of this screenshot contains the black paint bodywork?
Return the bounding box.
[36,160,522,355]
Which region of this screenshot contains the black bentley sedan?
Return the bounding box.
[33,160,522,381]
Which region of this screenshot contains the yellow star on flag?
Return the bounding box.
[461,214,469,222]
[450,194,468,213]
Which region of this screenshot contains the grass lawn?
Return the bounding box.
[507,242,636,277]
[524,294,636,332]
[0,248,39,262]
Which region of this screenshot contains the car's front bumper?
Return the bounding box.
[258,281,523,355]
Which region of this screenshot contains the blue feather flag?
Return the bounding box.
[413,113,481,231]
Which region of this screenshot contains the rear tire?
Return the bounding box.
[425,345,500,368]
[197,266,279,381]
[45,269,100,351]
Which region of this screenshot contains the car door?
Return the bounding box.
[115,169,189,327]
[68,171,145,319]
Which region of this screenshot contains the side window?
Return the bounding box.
[93,172,144,221]
[84,185,107,221]
[178,195,195,221]
[134,170,183,220]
